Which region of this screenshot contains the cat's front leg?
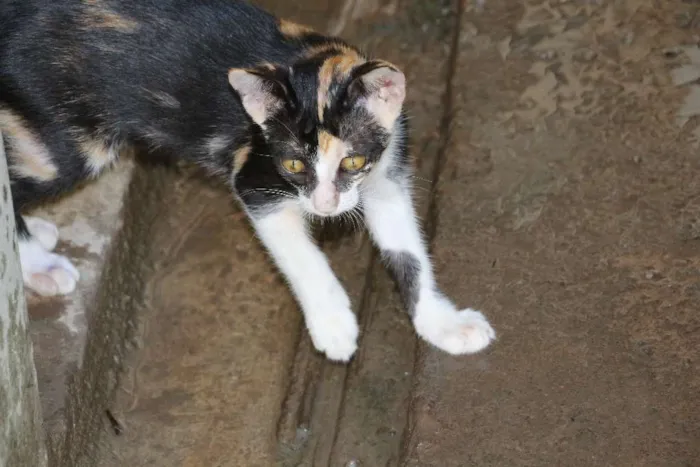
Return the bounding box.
[248,202,359,362]
[363,175,496,355]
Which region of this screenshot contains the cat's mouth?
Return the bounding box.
[299,190,360,218]
[301,204,353,218]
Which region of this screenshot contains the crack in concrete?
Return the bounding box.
[400,0,467,463]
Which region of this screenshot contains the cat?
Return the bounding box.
[0,0,495,361]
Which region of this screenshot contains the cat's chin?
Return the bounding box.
[302,207,357,219]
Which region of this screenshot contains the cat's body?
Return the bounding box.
[1,0,495,361]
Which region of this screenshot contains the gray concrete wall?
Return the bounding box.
[0,133,47,466]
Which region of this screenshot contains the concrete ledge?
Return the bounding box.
[44,164,170,466]
[0,131,47,467]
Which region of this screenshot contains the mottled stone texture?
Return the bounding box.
[0,132,47,467]
[46,163,166,466]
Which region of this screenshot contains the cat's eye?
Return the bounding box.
[282,159,306,174]
[340,155,367,172]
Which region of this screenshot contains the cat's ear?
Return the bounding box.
[228,68,284,126]
[352,62,406,130]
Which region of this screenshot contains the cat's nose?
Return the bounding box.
[311,186,339,214]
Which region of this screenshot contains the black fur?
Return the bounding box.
[0,0,409,227]
[384,250,421,316]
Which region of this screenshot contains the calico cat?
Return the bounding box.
[0,0,495,361]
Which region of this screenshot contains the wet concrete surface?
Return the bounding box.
[23,0,700,465]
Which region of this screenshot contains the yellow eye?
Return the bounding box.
[340,155,367,172]
[282,159,306,173]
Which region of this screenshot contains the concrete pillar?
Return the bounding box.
[0,132,47,467]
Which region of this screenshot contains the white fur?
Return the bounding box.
[254,125,494,361]
[361,67,406,130]
[361,131,496,355]
[18,218,80,297]
[300,133,360,217]
[310,156,341,214]
[251,203,359,361]
[228,69,281,126]
[300,181,359,217]
[80,140,121,177]
[413,293,495,354]
[24,216,59,251]
[245,93,494,359]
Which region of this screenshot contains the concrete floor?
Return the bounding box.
[25,0,700,466]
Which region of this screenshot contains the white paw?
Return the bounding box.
[18,238,80,297]
[24,216,59,251]
[305,291,359,362]
[413,294,495,355]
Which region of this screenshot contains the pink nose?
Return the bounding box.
[311,189,339,214]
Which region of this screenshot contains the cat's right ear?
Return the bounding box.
[228,69,283,126]
[348,62,406,131]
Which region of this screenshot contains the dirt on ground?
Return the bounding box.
[25,0,700,466]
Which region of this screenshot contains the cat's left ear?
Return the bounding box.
[353,62,406,130]
[228,68,284,126]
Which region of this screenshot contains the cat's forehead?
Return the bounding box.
[313,47,364,123]
[260,45,394,159]
[289,45,366,124]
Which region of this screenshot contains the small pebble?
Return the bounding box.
[622,31,635,45]
[538,50,557,61]
[575,48,597,62]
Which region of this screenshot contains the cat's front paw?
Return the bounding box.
[24,216,60,251]
[413,294,495,355]
[306,298,359,362]
[18,237,80,297]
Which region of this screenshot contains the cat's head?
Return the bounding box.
[228,47,406,217]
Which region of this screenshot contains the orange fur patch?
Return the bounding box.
[317,130,346,164]
[304,43,359,59]
[0,109,58,182]
[77,135,130,176]
[232,145,251,176]
[316,50,365,121]
[318,131,334,153]
[279,19,315,37]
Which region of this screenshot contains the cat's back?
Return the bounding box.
[0,0,315,163]
[1,0,300,73]
[0,0,307,136]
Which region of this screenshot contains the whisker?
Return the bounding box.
[238,188,298,200]
[341,205,365,232]
[269,116,301,144]
[411,185,433,194]
[349,211,361,232]
[410,175,433,183]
